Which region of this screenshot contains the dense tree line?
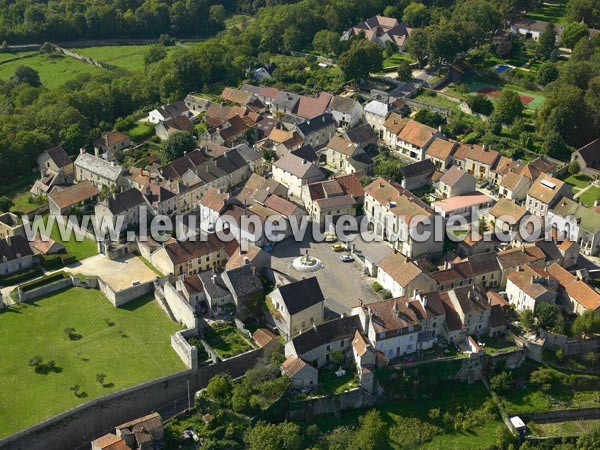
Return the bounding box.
[0,0,232,43]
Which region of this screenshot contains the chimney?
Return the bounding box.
[444,260,450,270]
[6,235,11,246]
[244,256,250,265]
[251,266,256,276]
[94,147,99,157]
[413,289,419,300]
[211,274,217,284]
[302,159,307,165]
[482,144,487,152]
[80,147,85,155]
[111,161,116,167]
[421,295,427,309]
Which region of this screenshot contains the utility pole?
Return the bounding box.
[187,379,191,411]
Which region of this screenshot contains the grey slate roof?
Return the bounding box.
[222,265,264,297]
[401,159,436,179]
[106,188,146,214]
[75,152,124,182]
[329,95,358,114]
[273,92,300,111]
[45,145,72,168]
[0,235,33,261]
[198,271,230,299]
[297,113,335,137]
[277,277,324,315]
[230,144,261,164]
[291,316,362,355]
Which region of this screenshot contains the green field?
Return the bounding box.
[525,1,568,26]
[383,52,415,68]
[0,53,104,89]
[74,44,177,72]
[529,418,600,437]
[0,288,184,437]
[578,186,600,208]
[0,51,36,63]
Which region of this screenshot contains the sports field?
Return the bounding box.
[466,80,546,110]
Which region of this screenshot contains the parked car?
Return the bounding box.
[340,254,354,262]
[332,243,345,252]
[324,232,337,242]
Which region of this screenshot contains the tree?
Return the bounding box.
[161,131,195,162]
[535,302,561,330]
[478,216,489,235]
[542,130,571,159]
[405,29,429,68]
[384,41,399,59]
[537,22,557,60]
[144,45,167,66]
[338,40,383,81]
[402,3,430,28]
[245,421,302,450]
[414,109,445,128]
[11,65,41,87]
[537,62,559,85]
[355,410,387,450]
[561,22,589,49]
[96,373,106,386]
[205,374,232,404]
[567,0,600,29]
[0,196,13,212]
[490,371,512,393]
[568,160,581,175]
[578,424,600,450]
[571,37,594,62]
[312,30,340,55]
[63,327,77,340]
[494,90,523,124]
[468,94,494,116]
[572,310,600,336]
[427,26,461,67]
[396,63,412,82]
[520,309,535,331]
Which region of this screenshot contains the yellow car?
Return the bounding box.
[331,243,345,252]
[324,233,337,243]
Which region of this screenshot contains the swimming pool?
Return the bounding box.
[495,64,513,74]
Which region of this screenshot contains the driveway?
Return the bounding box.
[270,234,381,316]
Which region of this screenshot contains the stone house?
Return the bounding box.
[525,174,572,218]
[115,412,164,450]
[425,138,457,170]
[48,181,100,216]
[547,263,600,314]
[437,166,476,198]
[266,277,325,340]
[37,145,74,176]
[571,138,600,178]
[221,264,264,320]
[498,172,531,202]
[364,100,388,138]
[148,100,190,124]
[0,212,25,239]
[440,285,493,340]
[296,113,336,149]
[548,197,600,256]
[0,235,35,276]
[272,153,326,200]
[364,177,443,259]
[93,131,131,154]
[74,149,125,189]
[155,116,194,141]
[328,95,363,129]
[284,316,362,368]
[94,188,148,234]
[506,264,558,311]
[400,159,436,192]
[323,135,371,174]
[376,251,437,298]
[394,120,441,161]
[281,355,318,390]
[302,178,360,226]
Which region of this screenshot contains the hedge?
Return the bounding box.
[19,271,68,292]
[41,253,77,270]
[0,266,43,286]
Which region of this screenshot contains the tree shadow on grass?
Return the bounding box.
[102,382,115,389]
[35,364,63,375]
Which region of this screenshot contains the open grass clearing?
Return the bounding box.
[73,44,177,72]
[525,1,568,25]
[0,53,104,89]
[578,186,600,208]
[0,288,184,437]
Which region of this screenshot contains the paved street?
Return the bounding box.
[270,233,382,316]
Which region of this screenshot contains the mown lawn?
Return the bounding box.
[525,1,568,25]
[0,53,104,89]
[315,382,506,449]
[73,44,173,72]
[578,186,600,208]
[32,214,98,261]
[383,53,414,68]
[0,288,184,437]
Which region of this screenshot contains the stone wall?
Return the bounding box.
[287,388,378,421]
[0,347,265,450]
[97,276,153,307]
[541,329,600,356]
[163,282,197,329]
[521,407,600,423]
[171,329,198,371]
[17,277,73,302]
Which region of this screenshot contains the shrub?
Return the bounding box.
[19,271,68,292]
[0,266,43,285]
[371,281,383,292]
[381,289,393,299]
